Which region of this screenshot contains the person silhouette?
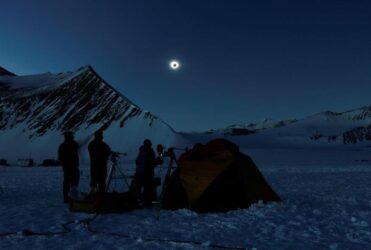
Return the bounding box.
[133,139,159,207]
[88,130,111,194]
[58,131,80,203]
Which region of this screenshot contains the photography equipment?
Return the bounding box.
[105,151,129,192]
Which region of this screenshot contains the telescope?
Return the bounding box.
[110,151,127,157]
[156,144,184,161]
[110,151,127,165]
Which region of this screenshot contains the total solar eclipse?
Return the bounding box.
[169,60,180,70]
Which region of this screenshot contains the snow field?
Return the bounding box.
[0,149,371,249]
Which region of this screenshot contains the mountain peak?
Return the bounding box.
[76,65,94,74]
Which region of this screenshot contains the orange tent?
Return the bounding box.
[162,139,281,212]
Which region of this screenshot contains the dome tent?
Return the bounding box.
[162,139,280,212]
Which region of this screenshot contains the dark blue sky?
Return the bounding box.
[1,0,371,131]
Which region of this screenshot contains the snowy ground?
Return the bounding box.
[1,148,371,249]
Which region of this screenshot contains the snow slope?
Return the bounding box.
[1,148,371,249]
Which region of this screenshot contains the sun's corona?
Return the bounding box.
[169,60,180,70]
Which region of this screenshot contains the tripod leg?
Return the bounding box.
[115,165,131,189]
[156,157,175,219]
[105,164,114,193]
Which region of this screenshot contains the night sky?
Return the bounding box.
[1,0,371,131]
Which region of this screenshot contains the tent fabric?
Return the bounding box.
[162,139,281,212]
[179,149,234,205]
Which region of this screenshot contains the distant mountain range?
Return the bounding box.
[0,66,186,164]
[204,118,298,136]
[185,107,371,148]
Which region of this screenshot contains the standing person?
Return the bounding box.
[88,130,111,194]
[58,131,80,203]
[133,139,158,207]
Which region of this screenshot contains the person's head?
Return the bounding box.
[64,131,74,141]
[156,144,164,154]
[143,139,152,148]
[94,130,103,141]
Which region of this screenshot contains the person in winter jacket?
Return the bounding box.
[58,131,80,203]
[88,130,111,193]
[133,139,160,207]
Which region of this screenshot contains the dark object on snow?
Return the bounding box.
[0,159,9,166]
[42,159,60,167]
[161,138,281,212]
[58,131,80,203]
[70,177,161,214]
[88,130,111,193]
[70,191,139,213]
[18,158,34,167]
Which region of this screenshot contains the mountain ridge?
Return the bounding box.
[0,66,16,76]
[188,105,371,147]
[0,65,185,164]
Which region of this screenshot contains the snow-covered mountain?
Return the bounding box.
[185,107,371,148]
[0,66,16,77]
[204,118,298,136]
[0,66,187,164]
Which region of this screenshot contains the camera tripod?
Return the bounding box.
[105,151,129,193]
[157,147,178,200]
[155,146,184,218]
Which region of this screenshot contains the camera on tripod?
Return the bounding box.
[110,151,127,165]
[156,144,176,161]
